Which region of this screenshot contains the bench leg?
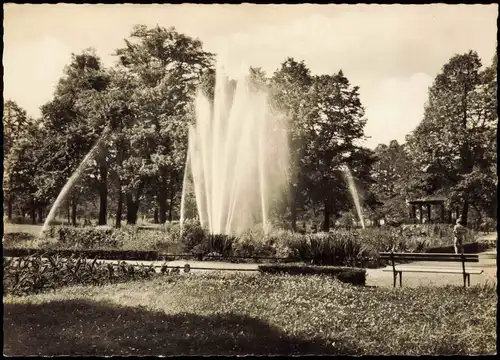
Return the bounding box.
[399,271,402,287]
[393,273,397,288]
[467,274,470,287]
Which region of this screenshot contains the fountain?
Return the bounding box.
[40,127,112,237]
[180,63,290,236]
[343,166,365,229]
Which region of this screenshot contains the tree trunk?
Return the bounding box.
[290,187,297,231]
[473,205,482,231]
[168,190,174,222]
[67,202,71,225]
[460,199,469,226]
[153,208,159,224]
[7,197,13,220]
[71,196,77,226]
[125,182,144,225]
[322,200,330,232]
[158,192,167,224]
[37,206,43,224]
[126,193,139,225]
[31,200,37,225]
[115,191,123,228]
[98,162,108,225]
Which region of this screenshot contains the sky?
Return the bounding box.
[3,4,498,149]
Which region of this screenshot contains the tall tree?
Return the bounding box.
[3,100,32,220]
[39,49,111,225]
[405,51,497,224]
[270,58,313,230]
[4,119,47,224]
[114,24,213,224]
[301,71,367,231]
[370,140,411,221]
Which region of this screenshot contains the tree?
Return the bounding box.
[4,119,47,224]
[301,71,367,231]
[113,24,213,224]
[405,51,497,225]
[3,100,31,157]
[3,100,32,220]
[39,49,111,225]
[370,140,411,221]
[270,58,313,230]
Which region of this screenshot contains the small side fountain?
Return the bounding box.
[40,127,112,237]
[343,166,365,229]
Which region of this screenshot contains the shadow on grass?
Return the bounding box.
[3,299,356,356]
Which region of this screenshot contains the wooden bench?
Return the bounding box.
[379,252,483,288]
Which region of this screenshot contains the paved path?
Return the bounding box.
[366,250,496,288]
[88,250,496,288]
[5,231,496,288]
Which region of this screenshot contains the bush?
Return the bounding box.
[286,231,378,267]
[3,232,36,247]
[178,219,207,252]
[116,226,176,252]
[258,263,366,286]
[192,234,234,256]
[58,226,122,249]
[3,254,157,296]
[231,227,277,260]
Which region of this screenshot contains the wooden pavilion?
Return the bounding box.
[407,196,455,224]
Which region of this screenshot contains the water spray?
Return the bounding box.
[40,126,112,237]
[343,165,366,229]
[180,64,289,236]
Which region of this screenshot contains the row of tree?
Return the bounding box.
[3,24,497,230]
[370,51,497,225]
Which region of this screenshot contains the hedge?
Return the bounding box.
[258,263,366,286]
[425,242,493,254]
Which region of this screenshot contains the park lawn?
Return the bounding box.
[3,273,496,356]
[3,223,44,236]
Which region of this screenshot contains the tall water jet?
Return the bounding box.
[40,127,111,237]
[181,64,289,236]
[343,166,365,229]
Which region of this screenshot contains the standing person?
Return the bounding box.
[453,218,467,254]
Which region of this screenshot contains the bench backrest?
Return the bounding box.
[379,252,480,263]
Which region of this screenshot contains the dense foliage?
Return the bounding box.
[3,24,496,233]
[3,24,376,232]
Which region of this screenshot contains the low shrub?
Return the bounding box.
[115,226,175,252]
[3,254,157,296]
[2,232,58,250]
[231,227,278,260]
[192,234,234,256]
[178,219,207,252]
[58,226,122,249]
[258,263,366,286]
[286,231,378,267]
[3,232,36,246]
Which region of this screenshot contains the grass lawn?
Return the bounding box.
[3,273,497,356]
[3,223,44,236]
